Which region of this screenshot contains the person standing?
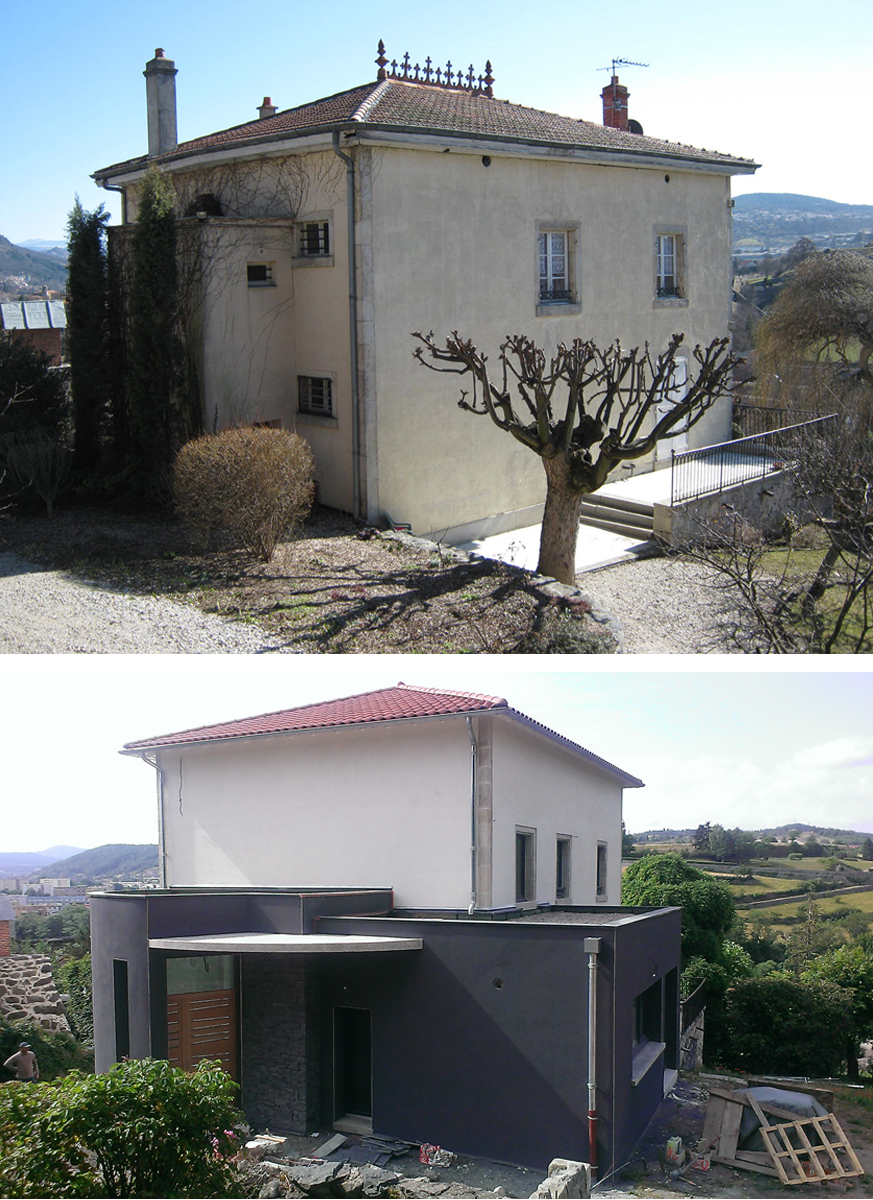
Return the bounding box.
[3,1042,39,1082]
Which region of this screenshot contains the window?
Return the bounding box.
[654,229,687,304]
[298,220,330,257]
[298,375,333,417]
[113,959,130,1061]
[596,842,608,899]
[516,829,536,904]
[631,978,666,1086]
[247,262,274,286]
[539,230,571,302]
[556,837,571,900]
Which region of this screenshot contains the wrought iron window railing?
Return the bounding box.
[539,288,574,303]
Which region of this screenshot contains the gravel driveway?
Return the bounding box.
[0,548,748,655]
[0,552,284,654]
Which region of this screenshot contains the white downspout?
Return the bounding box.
[466,716,478,914]
[331,130,362,519]
[585,936,601,1178]
[139,753,166,887]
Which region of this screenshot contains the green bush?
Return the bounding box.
[725,975,854,1076]
[621,852,735,963]
[174,426,315,560]
[0,1058,241,1198]
[55,956,93,1043]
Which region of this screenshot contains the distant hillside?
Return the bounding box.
[0,235,68,291]
[733,193,873,250]
[33,843,159,883]
[632,823,871,843]
[0,848,84,877]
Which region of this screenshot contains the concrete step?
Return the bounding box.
[579,495,655,541]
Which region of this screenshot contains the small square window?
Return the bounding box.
[298,375,333,417]
[298,221,330,257]
[247,262,274,286]
[556,837,571,900]
[516,829,536,904]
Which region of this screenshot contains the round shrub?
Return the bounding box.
[174,427,315,561]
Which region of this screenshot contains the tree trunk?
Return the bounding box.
[536,454,585,585]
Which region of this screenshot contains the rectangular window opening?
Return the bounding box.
[556,837,571,901]
[247,262,274,287]
[655,232,684,299]
[516,829,536,904]
[596,842,608,899]
[113,959,130,1061]
[298,375,334,417]
[299,221,330,257]
[538,229,573,303]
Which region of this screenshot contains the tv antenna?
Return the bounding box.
[598,58,649,77]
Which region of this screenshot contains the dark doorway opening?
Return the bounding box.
[333,1006,372,1129]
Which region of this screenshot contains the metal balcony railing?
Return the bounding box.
[670,414,837,506]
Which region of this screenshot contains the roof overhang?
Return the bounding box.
[148,932,422,954]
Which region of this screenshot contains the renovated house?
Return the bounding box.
[91,683,682,1175]
[93,45,756,543]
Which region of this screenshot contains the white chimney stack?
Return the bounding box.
[144,48,178,157]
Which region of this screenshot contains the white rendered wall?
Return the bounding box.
[157,717,474,909]
[489,720,625,909]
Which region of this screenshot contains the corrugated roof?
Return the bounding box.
[121,682,643,787]
[94,77,755,180]
[0,300,66,330]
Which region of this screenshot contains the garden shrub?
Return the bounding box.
[724,975,854,1077]
[0,1058,241,1198]
[174,426,315,561]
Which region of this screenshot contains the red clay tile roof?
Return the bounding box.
[121,682,643,786]
[94,78,754,180]
[122,683,507,751]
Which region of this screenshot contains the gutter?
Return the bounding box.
[98,180,127,224]
[331,130,362,519]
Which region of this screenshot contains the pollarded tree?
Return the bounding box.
[413,330,740,584]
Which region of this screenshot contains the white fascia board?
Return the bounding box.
[148,932,423,953]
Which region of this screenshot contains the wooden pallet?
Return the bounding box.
[747,1093,864,1186]
[699,1087,863,1185]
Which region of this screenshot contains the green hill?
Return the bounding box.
[34,843,159,883]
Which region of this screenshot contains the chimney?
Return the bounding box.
[258,97,278,120]
[144,48,178,157]
[601,75,629,132]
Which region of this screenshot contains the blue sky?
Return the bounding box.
[2,661,872,852]
[3,0,872,243]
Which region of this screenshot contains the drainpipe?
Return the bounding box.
[466,717,478,913]
[331,130,361,520]
[584,936,601,1178]
[138,754,167,887]
[99,181,127,225]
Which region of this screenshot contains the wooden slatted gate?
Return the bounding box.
[167,988,238,1080]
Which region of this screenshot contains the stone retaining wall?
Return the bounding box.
[0,953,70,1032]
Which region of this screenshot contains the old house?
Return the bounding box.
[90,683,681,1175]
[93,45,756,543]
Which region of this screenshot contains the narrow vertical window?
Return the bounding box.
[298,221,330,256]
[556,837,571,900]
[113,959,130,1060]
[539,230,570,301]
[516,829,536,903]
[596,842,608,899]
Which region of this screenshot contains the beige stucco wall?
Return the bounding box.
[365,143,736,538]
[490,720,625,909]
